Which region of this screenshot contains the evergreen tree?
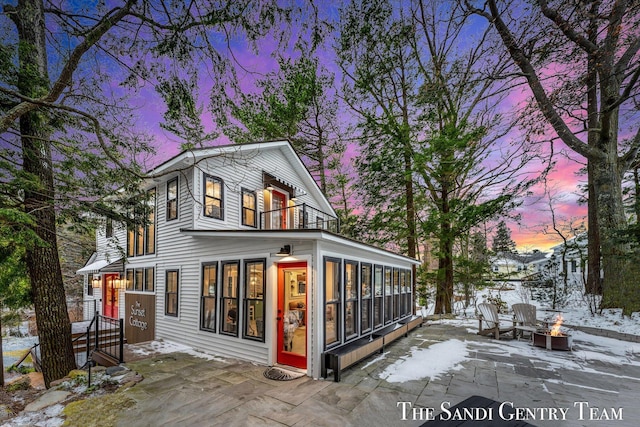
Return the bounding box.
[492,221,517,254]
[218,53,346,201]
[1,0,312,386]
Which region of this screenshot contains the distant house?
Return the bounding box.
[489,250,548,281]
[548,234,588,284]
[77,140,419,379]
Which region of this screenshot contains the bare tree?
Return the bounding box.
[466,0,640,314]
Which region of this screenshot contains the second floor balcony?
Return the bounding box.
[260,203,340,233]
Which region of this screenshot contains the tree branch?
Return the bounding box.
[537,0,598,54]
[0,0,136,134]
[476,0,600,160]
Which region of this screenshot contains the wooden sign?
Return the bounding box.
[124,293,156,344]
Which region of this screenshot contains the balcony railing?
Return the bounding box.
[260,203,340,233]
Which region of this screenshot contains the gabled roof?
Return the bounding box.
[149,140,335,217]
[492,251,548,264]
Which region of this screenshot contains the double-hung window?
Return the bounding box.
[165,270,179,316]
[145,188,156,254]
[393,268,400,320]
[384,267,393,324]
[204,174,224,219]
[243,260,265,341]
[344,260,358,340]
[167,178,178,221]
[127,188,156,257]
[241,189,257,227]
[373,265,383,328]
[324,257,341,347]
[220,261,239,336]
[201,262,217,331]
[360,263,372,334]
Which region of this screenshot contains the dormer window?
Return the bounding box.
[204,174,224,219]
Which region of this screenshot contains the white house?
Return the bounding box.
[548,234,588,285]
[77,140,419,379]
[489,251,548,281]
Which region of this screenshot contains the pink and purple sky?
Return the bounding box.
[122,11,593,254]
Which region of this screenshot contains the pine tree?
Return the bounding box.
[1,0,312,386]
[492,221,517,254]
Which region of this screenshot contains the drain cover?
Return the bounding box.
[263,367,304,381]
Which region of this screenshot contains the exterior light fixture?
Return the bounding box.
[114,274,126,289]
[266,185,274,191]
[276,245,292,256]
[92,275,102,288]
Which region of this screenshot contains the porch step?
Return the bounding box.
[91,350,120,367]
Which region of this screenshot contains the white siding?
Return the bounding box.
[86,141,418,377]
[191,146,330,230]
[151,236,315,364]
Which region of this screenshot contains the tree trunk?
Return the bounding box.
[586,162,602,295]
[12,0,77,387]
[434,184,453,314]
[434,220,454,314]
[593,153,634,313]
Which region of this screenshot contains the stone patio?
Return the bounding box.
[112,322,639,426]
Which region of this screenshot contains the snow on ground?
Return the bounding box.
[127,340,230,363]
[421,281,640,336]
[379,339,469,383]
[389,282,640,384]
[376,328,640,384]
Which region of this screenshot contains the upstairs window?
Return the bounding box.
[204,174,224,219]
[127,188,156,257]
[241,189,257,227]
[145,188,156,254]
[105,218,113,238]
[167,178,178,221]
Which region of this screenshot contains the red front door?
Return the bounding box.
[277,262,307,369]
[103,274,119,318]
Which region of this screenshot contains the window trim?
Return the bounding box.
[126,188,157,257]
[166,177,179,221]
[373,264,384,330]
[323,257,342,350]
[145,188,156,255]
[203,174,224,220]
[241,188,257,228]
[242,259,266,342]
[384,266,393,325]
[393,267,400,320]
[360,262,373,334]
[200,262,218,332]
[165,269,179,317]
[344,260,359,342]
[220,260,239,337]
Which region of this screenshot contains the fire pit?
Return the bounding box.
[532,314,572,351]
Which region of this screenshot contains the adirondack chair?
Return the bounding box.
[512,303,544,340]
[477,303,515,340]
